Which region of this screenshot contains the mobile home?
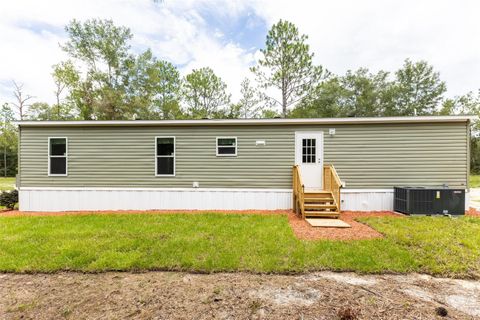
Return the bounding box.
[16,116,472,214]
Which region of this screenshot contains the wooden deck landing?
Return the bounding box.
[306,218,351,228]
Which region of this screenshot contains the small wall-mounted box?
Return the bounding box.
[192,181,199,188]
[329,128,336,136]
[255,140,266,146]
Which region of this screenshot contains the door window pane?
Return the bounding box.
[302,138,316,164]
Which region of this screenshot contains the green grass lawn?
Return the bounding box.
[470,175,480,188]
[0,177,15,191]
[0,213,478,277]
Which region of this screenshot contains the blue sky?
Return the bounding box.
[0,0,479,113]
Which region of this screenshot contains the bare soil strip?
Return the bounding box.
[0,271,479,319]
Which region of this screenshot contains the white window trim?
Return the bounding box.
[216,137,237,157]
[48,137,68,177]
[155,136,176,177]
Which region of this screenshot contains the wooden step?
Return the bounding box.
[304,192,333,198]
[304,204,337,209]
[305,211,340,218]
[304,197,334,203]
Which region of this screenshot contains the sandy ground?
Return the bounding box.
[0,271,479,320]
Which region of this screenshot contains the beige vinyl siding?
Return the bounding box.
[19,122,468,189]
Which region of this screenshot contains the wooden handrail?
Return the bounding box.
[292,165,305,218]
[293,164,342,218]
[323,164,342,212]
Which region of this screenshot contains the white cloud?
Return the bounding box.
[247,0,480,97]
[0,0,254,105]
[0,0,479,113]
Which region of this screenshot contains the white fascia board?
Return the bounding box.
[14,115,476,128]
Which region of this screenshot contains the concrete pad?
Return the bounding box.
[306,218,351,228]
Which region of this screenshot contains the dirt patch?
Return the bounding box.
[0,271,478,320]
[250,286,321,306]
[402,287,435,302]
[311,271,378,286]
[288,211,400,240]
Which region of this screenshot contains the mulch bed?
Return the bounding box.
[288,211,401,241]
[466,207,480,216]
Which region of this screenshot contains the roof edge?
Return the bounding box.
[14,115,476,127]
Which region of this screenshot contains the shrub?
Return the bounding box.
[0,189,18,210]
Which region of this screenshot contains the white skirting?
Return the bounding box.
[18,187,470,212]
[340,189,394,211]
[340,189,470,212]
[18,187,293,212]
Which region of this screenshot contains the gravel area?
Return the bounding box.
[0,271,479,319]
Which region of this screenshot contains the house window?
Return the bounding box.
[156,137,175,176]
[302,138,316,164]
[48,137,67,176]
[216,137,237,156]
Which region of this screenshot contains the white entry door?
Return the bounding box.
[295,132,324,191]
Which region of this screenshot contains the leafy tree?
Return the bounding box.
[60,19,135,120]
[63,19,133,81]
[182,67,231,119]
[260,108,281,118]
[26,102,51,120]
[235,78,266,119]
[0,103,15,123]
[128,50,184,120]
[391,59,446,116]
[58,19,185,121]
[292,69,393,118]
[338,69,393,117]
[439,90,480,173]
[0,103,17,176]
[26,102,76,121]
[440,90,480,117]
[51,61,79,119]
[251,19,327,117]
[291,77,346,118]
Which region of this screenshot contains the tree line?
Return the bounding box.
[1,19,479,176]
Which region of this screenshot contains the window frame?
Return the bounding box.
[216,137,237,157]
[155,136,176,177]
[48,137,68,177]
